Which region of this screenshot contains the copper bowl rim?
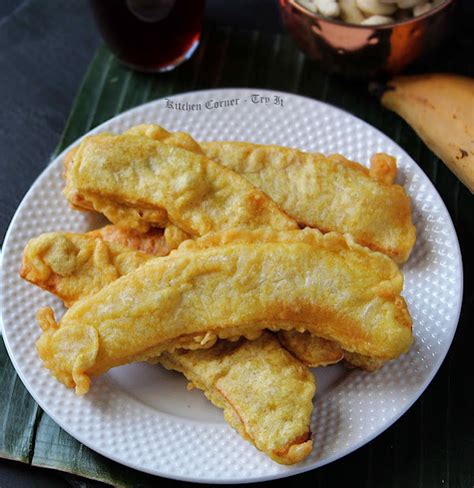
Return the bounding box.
[285,0,455,29]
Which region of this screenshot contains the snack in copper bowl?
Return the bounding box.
[279,0,455,77]
[296,0,448,25]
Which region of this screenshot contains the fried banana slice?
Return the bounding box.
[92,226,344,369]
[278,331,344,367]
[21,228,341,369]
[20,231,152,307]
[21,231,315,465]
[64,130,297,234]
[177,227,411,372]
[63,125,203,216]
[202,141,416,263]
[342,351,384,372]
[106,125,414,262]
[89,225,171,256]
[160,333,315,465]
[278,331,383,371]
[116,126,404,368]
[36,229,412,394]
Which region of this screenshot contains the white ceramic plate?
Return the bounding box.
[1,89,463,483]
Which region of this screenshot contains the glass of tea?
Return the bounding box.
[89,0,206,72]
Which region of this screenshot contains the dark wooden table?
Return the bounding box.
[0,1,472,487]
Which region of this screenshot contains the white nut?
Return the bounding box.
[361,14,395,24]
[356,0,397,16]
[314,0,341,17]
[397,0,424,8]
[413,2,433,15]
[297,0,445,23]
[340,0,365,23]
[298,0,319,13]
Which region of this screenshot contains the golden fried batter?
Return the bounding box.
[63,125,204,217]
[36,230,412,395]
[20,231,152,307]
[73,125,415,261]
[22,227,342,368]
[278,331,344,367]
[21,230,315,465]
[64,132,297,234]
[124,123,204,154]
[176,227,410,372]
[370,153,398,185]
[202,141,416,263]
[89,225,171,256]
[109,126,413,368]
[342,351,385,372]
[160,333,315,465]
[60,126,413,373]
[22,227,377,371]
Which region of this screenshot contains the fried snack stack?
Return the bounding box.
[64,124,414,371]
[202,142,416,263]
[64,130,297,235]
[21,229,315,464]
[159,333,316,465]
[21,124,416,465]
[113,125,415,369]
[36,231,412,393]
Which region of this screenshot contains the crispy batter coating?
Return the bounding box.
[21,227,346,368]
[113,124,415,371]
[20,227,174,308]
[370,153,398,185]
[342,351,385,372]
[64,131,297,234]
[22,226,380,372]
[160,333,315,464]
[21,230,315,465]
[62,126,414,367]
[278,331,344,367]
[89,225,171,256]
[177,228,411,372]
[36,230,412,394]
[124,124,204,154]
[202,141,416,263]
[63,125,203,217]
[61,126,413,373]
[20,231,152,307]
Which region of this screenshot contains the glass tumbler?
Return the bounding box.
[89,0,206,72]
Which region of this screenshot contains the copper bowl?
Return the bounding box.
[279,0,455,78]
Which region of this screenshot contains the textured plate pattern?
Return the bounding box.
[0,89,463,483]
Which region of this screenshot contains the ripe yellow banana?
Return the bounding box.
[380,74,474,193]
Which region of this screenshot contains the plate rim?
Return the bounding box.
[0,87,464,484]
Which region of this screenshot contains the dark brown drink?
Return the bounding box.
[89,0,205,72]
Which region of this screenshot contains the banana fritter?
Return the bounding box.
[36,230,412,395]
[64,131,297,234]
[22,230,316,464]
[202,141,416,263]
